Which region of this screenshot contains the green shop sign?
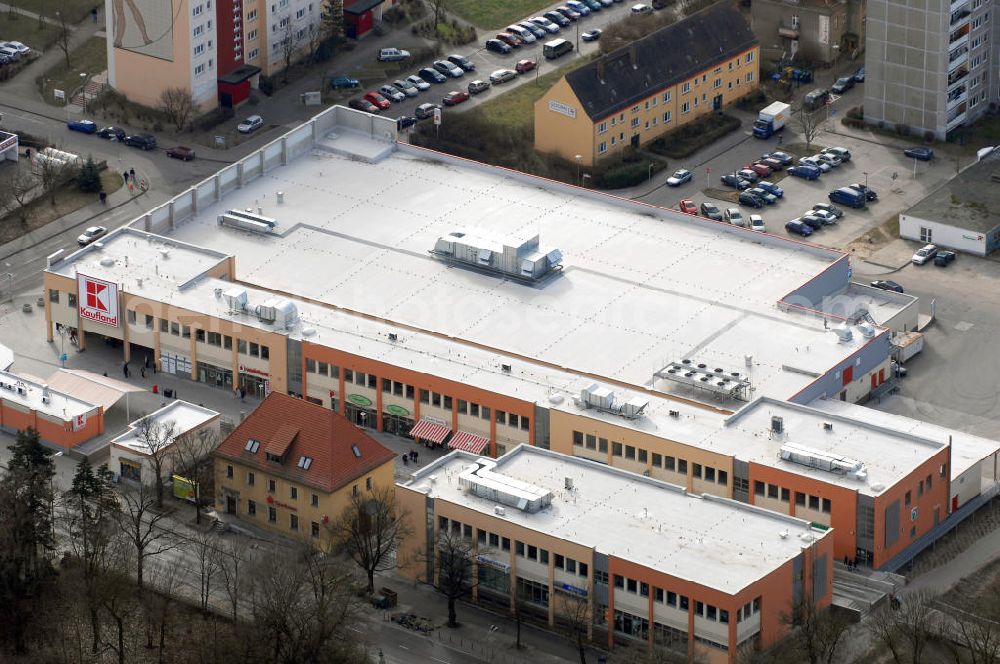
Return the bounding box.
[347,394,373,407]
[386,404,410,417]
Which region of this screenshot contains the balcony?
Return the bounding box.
[947,88,968,110]
[949,49,969,72]
[950,8,971,25]
[947,108,967,131]
[948,66,969,87]
[950,23,971,44]
[950,0,970,14]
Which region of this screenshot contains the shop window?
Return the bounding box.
[678,459,687,474]
[49,289,59,303]
[599,438,608,453]
[665,456,676,471]
[119,459,141,481]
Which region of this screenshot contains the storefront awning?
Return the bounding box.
[409,418,451,444]
[45,368,145,412]
[448,430,489,455]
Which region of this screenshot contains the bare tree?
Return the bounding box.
[54,10,71,69]
[559,592,591,664]
[280,20,301,84]
[133,415,177,509]
[950,596,1000,664]
[0,162,36,225]
[115,481,178,590]
[215,536,253,621]
[431,529,477,628]
[38,155,69,205]
[429,0,446,36]
[171,427,220,525]
[327,483,410,594]
[779,590,852,664]
[794,105,824,152]
[158,87,195,131]
[868,590,936,664]
[141,559,180,662]
[189,527,220,613]
[305,23,322,63]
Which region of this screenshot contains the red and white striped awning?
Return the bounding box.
[448,430,489,455]
[409,418,451,444]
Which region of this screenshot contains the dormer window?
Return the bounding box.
[245,438,260,453]
[351,444,362,458]
[265,452,282,463]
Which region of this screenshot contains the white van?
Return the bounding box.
[506,24,537,43]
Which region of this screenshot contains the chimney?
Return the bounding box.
[629,45,638,69]
[597,60,605,83]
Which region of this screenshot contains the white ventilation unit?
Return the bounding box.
[780,442,864,476]
[578,383,649,420]
[430,229,564,283]
[833,322,854,343]
[223,287,248,312]
[459,459,553,513]
[655,359,752,401]
[217,209,278,234]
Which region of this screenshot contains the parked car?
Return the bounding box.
[787,165,821,180]
[811,202,843,218]
[631,3,653,13]
[814,153,842,168]
[847,183,878,201]
[378,84,406,103]
[853,66,866,82]
[77,226,107,246]
[808,209,839,225]
[485,38,513,54]
[720,174,750,189]
[678,199,698,215]
[415,103,441,120]
[530,16,562,33]
[934,250,957,267]
[67,119,97,134]
[489,69,517,85]
[406,74,431,91]
[396,115,417,129]
[724,208,745,226]
[543,10,571,26]
[443,90,470,106]
[505,24,537,43]
[330,75,360,89]
[349,97,380,113]
[418,67,447,84]
[871,280,904,293]
[447,54,476,72]
[124,134,157,149]
[518,21,548,39]
[747,187,777,205]
[831,76,855,93]
[757,157,784,172]
[828,187,866,209]
[0,45,19,61]
[738,191,765,208]
[496,33,524,48]
[785,219,814,237]
[555,6,581,20]
[566,0,591,14]
[762,151,794,166]
[392,79,420,96]
[823,146,852,162]
[736,168,759,183]
[700,202,723,221]
[581,29,602,41]
[468,79,491,95]
[5,41,29,55]
[166,145,196,161]
[912,244,938,264]
[666,169,692,186]
[757,181,784,198]
[749,214,766,232]
[904,147,935,161]
[746,162,772,177]
[363,91,391,110]
[433,60,464,78]
[97,126,126,141]
[798,214,825,230]
[799,156,830,173]
[377,48,410,62]
[515,59,537,74]
[237,115,264,133]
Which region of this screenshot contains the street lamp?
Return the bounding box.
[582,173,591,188]
[863,171,868,189]
[648,163,654,182]
[575,154,582,185]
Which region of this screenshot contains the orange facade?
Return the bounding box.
[0,399,103,450]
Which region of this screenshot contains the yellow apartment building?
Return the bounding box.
[534,3,760,166]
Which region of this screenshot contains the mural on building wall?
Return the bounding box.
[112,0,175,61]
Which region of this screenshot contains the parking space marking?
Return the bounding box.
[955,321,974,332]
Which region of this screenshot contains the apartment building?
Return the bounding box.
[397,446,834,664]
[865,0,994,139]
[751,0,865,65]
[213,392,396,539]
[534,3,759,166]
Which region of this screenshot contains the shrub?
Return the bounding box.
[647,112,741,159]
[594,160,662,189]
[896,123,911,137]
[924,130,935,142]
[258,76,275,95]
[77,157,102,193]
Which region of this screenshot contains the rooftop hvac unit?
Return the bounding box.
[223,287,248,312]
[823,422,834,431]
[780,442,864,476]
[494,506,506,516]
[501,364,512,373]
[669,410,680,418]
[388,333,398,342]
[771,416,784,434]
[858,321,876,338]
[564,477,574,490]
[833,322,854,343]
[256,299,297,328]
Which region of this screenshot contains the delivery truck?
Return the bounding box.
[752,102,790,139]
[892,331,925,364]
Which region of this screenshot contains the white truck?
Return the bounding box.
[893,331,925,364]
[753,102,790,139]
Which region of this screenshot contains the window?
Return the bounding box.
[248,48,259,60]
[248,28,258,40]
[781,488,790,502]
[290,514,298,531]
[192,4,203,16]
[268,506,276,523]
[795,492,806,506]
[482,407,491,420]
[311,493,319,507]
[754,481,765,496]
[147,315,155,330]
[521,417,530,431]
[681,102,690,114]
[509,414,519,428]
[311,522,320,538]
[226,465,233,479]
[502,537,510,551]
[194,43,205,56]
[237,339,247,354]
[495,409,505,424]
[640,582,649,597]
[905,491,912,506]
[67,293,78,308]
[631,117,640,128]
[517,577,549,607]
[614,575,624,589]
[681,82,691,94]
[918,480,924,496]
[579,563,588,577]
[718,470,727,485]
[613,442,623,457]
[598,121,608,134]
[693,463,702,478]
[714,78,721,89]
[573,431,584,447]
[290,486,298,500]
[267,479,276,493]
[940,464,947,479]
[627,579,637,593]
[625,445,635,460]
[245,438,260,453]
[247,500,256,516]
[768,484,779,499]
[809,495,820,510]
[746,51,754,63]
[598,438,608,453]
[705,467,715,482]
[677,459,687,474]
[746,72,754,83]
[665,456,676,471]
[652,453,662,467]
[638,449,647,464]
[195,63,206,76]
[247,471,255,486]
[420,389,429,403]
[926,474,932,490]
[49,289,60,303]
[822,498,832,513]
[366,477,373,491]
[296,7,304,18]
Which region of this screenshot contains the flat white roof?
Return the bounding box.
[702,398,947,496]
[405,446,829,595]
[110,400,219,455]
[810,399,1000,483]
[141,142,863,401]
[0,369,95,419]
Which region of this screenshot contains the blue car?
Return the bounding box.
[904,147,934,161]
[330,75,360,89]
[757,181,784,198]
[67,119,98,134]
[785,220,814,237]
[787,165,821,180]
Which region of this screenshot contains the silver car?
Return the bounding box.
[378,84,406,103]
[489,69,517,85]
[433,60,464,78]
[529,16,561,33]
[392,79,420,97]
[406,74,431,91]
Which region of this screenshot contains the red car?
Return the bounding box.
[515,59,536,74]
[496,32,523,48]
[745,162,773,177]
[678,199,698,215]
[443,90,470,106]
[363,91,391,110]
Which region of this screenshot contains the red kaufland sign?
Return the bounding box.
[77,274,119,328]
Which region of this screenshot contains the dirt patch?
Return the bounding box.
[941,555,1000,611]
[704,187,739,203]
[842,215,899,262]
[0,167,122,245]
[904,497,1000,580]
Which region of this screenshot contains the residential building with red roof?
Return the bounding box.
[213,392,396,540]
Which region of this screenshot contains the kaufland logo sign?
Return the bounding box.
[77,274,119,327]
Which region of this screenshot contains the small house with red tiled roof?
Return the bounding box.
[213,392,396,540]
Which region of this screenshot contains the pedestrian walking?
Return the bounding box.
[91,7,98,22]
[99,191,107,204]
[239,387,246,402]
[122,362,129,378]
[402,454,408,466]
[777,134,783,145]
[129,167,135,181]
[140,367,146,378]
[24,147,30,160]
[144,355,150,369]
[128,180,134,195]
[122,170,129,183]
